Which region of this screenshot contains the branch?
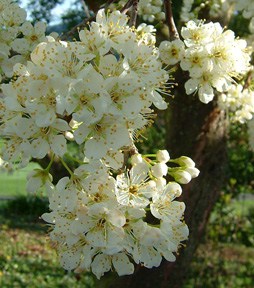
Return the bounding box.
[121,0,134,14]
[101,0,118,9]
[60,14,95,41]
[129,0,139,27]
[243,69,253,90]
[80,0,90,17]
[164,0,179,41]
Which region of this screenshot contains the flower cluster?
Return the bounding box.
[109,0,164,22]
[208,0,235,19]
[180,0,236,22]
[0,0,52,81]
[180,0,195,22]
[41,152,198,279]
[159,20,251,104]
[235,0,254,33]
[1,9,168,166]
[218,84,254,123]
[0,4,200,278]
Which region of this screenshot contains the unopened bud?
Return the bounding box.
[156,150,170,163]
[131,153,143,165]
[185,167,200,178]
[172,170,192,184]
[65,131,74,141]
[176,156,196,168]
[151,162,168,178]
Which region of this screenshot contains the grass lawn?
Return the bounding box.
[0,155,253,287]
[0,205,95,288]
[0,198,253,288]
[184,242,254,288]
[0,227,95,288]
[0,163,40,197]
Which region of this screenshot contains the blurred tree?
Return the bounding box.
[61,0,92,32]
[27,0,64,23]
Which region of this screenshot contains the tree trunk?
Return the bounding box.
[104,78,228,288]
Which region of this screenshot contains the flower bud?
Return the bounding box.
[151,162,168,178]
[172,170,192,184]
[65,131,74,141]
[156,150,170,163]
[131,153,143,165]
[176,156,196,167]
[185,167,200,178]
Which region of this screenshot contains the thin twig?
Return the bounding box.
[60,14,95,41]
[101,0,118,10]
[164,0,179,40]
[121,0,134,14]
[129,0,139,27]
[243,69,253,90]
[81,0,90,17]
[61,0,117,41]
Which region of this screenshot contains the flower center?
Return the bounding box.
[129,185,138,195]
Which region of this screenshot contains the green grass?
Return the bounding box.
[0,197,253,288]
[0,227,95,288]
[184,242,254,288]
[0,155,253,287]
[0,206,95,288]
[0,163,40,197]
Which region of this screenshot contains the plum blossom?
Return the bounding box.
[0,3,200,279]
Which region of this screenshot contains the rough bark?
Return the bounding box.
[103,76,228,288]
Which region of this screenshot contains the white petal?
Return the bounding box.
[59,249,81,271]
[112,253,134,276]
[31,138,49,158]
[49,134,67,156]
[108,210,126,227]
[91,254,111,279]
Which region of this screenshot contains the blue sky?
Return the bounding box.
[20,0,75,24]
